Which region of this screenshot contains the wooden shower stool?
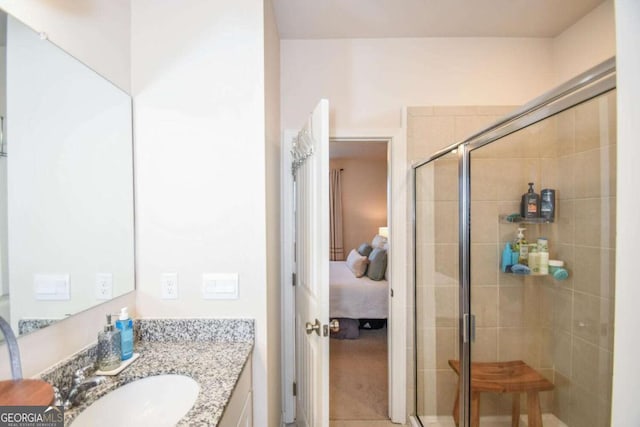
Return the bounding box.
[448,360,554,427]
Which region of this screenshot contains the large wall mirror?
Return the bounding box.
[0,9,135,337]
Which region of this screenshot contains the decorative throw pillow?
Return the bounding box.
[367,248,388,281]
[371,234,387,249]
[357,242,373,257]
[346,249,369,278]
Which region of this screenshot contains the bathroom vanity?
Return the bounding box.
[39,319,254,426]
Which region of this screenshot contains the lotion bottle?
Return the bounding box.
[538,237,549,275]
[115,307,134,361]
[528,245,541,274]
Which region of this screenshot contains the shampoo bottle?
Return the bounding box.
[540,189,556,221]
[97,314,121,371]
[115,307,134,361]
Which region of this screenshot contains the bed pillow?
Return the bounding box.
[371,234,387,249]
[346,249,369,278]
[367,248,388,281]
[357,243,373,257]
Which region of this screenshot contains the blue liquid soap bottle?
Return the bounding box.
[115,307,134,360]
[501,243,514,272]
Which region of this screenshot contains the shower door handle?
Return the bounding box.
[463,314,476,343]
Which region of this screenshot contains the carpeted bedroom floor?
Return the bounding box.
[330,326,388,421]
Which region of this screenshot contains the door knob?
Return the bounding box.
[329,319,340,333]
[305,319,321,335]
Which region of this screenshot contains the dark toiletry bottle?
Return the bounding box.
[521,182,540,219]
[540,189,556,221]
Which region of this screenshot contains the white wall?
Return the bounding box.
[131,0,272,423]
[612,1,640,425]
[281,38,554,131]
[281,4,617,134]
[551,0,616,84]
[264,0,282,425]
[0,0,134,382]
[0,0,130,92]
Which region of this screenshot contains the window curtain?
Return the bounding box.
[329,169,345,261]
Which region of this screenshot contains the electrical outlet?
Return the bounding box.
[161,273,178,299]
[95,273,113,300]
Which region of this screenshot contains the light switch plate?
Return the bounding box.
[202,273,238,300]
[161,273,178,299]
[34,274,70,300]
[95,273,113,300]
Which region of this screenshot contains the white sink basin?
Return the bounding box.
[71,374,199,427]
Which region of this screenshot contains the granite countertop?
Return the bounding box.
[40,319,254,426]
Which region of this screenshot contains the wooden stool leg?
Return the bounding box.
[452,376,460,427]
[471,391,480,427]
[511,393,520,427]
[527,391,543,427]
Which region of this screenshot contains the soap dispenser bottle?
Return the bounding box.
[514,227,529,265]
[501,243,514,272]
[97,314,121,371]
[115,307,134,361]
[521,182,540,218]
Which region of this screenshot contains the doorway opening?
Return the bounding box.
[328,139,390,422]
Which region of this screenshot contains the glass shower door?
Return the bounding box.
[414,149,461,426]
[467,89,617,427]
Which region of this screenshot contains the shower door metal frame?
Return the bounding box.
[412,56,616,427]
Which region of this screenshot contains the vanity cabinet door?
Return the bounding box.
[219,357,252,427]
[236,390,252,427]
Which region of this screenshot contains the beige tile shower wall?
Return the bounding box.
[543,90,617,427]
[446,90,615,423]
[471,116,559,417]
[408,106,514,418]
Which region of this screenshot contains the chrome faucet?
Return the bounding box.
[0,316,22,380]
[63,366,106,409]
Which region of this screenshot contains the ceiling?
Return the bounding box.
[273,0,605,39]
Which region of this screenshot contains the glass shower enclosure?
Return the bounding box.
[414,58,616,427]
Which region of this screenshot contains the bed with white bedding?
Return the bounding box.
[329,261,389,319]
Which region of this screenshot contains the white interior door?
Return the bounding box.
[293,99,330,427]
